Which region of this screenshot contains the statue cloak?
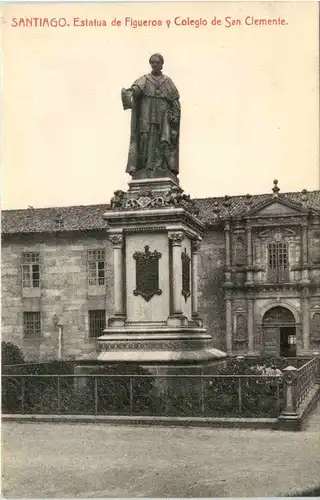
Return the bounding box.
[125,73,180,175]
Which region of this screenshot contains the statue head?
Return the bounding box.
[149,53,164,75]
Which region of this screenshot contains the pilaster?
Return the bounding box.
[108,233,125,326]
[247,298,255,354]
[301,286,310,353]
[245,221,254,285]
[300,220,310,284]
[224,219,232,286]
[191,240,201,320]
[167,231,186,325]
[225,290,233,354]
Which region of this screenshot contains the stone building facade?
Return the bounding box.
[2,182,320,361]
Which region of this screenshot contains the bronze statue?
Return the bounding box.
[121,54,180,177]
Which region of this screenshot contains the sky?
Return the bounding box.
[2,1,319,210]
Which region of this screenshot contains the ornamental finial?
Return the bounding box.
[223,195,231,207]
[213,201,221,217]
[245,193,253,210]
[301,188,308,206]
[272,179,280,197]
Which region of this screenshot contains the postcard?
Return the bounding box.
[1,2,320,499]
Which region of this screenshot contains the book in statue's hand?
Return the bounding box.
[121,88,133,110]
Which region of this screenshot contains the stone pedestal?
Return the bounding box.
[97,177,226,365]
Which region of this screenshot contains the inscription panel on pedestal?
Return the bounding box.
[133,245,162,302]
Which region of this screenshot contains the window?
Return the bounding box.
[233,236,246,267]
[235,314,247,338]
[54,216,64,230]
[87,249,105,286]
[288,335,296,345]
[311,313,320,337]
[23,312,41,338]
[311,232,320,264]
[22,252,40,288]
[89,310,106,338]
[268,242,289,282]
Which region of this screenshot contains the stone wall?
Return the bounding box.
[1,231,113,361]
[2,223,320,360]
[198,229,226,351]
[2,228,227,359]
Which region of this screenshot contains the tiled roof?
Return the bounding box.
[195,190,320,224]
[2,190,320,235]
[1,204,110,235]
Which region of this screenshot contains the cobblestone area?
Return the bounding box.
[2,405,320,498]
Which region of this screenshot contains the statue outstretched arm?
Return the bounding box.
[121,84,143,110]
[131,84,142,98]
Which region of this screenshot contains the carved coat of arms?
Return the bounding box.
[133,246,162,302]
[181,248,191,301]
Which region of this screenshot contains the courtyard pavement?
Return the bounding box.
[2,405,320,498]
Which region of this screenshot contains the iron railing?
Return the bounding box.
[296,356,319,409]
[4,356,319,419]
[2,373,283,418]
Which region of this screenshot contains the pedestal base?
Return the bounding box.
[97,326,226,364]
[108,315,126,327]
[130,170,179,185]
[104,176,225,366]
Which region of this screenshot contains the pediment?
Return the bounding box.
[253,202,303,216]
[247,198,307,217]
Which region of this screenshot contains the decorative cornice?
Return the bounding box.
[104,209,205,234]
[109,185,200,216]
[229,281,316,294]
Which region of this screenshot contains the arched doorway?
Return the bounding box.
[262,306,296,357]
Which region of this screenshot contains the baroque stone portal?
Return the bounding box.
[122,53,180,178]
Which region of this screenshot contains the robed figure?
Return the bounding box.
[121,54,180,177]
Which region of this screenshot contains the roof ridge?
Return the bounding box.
[2,189,319,213]
[195,189,320,202]
[2,203,110,213]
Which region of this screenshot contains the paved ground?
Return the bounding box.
[2,406,320,498]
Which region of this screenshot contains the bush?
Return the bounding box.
[1,342,24,369]
[2,359,293,417]
[2,362,158,415]
[80,363,157,415]
[23,360,76,375]
[212,356,306,375]
[290,486,320,497]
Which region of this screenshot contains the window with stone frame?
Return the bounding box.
[233,313,248,351]
[233,235,246,267]
[311,312,320,338]
[89,310,106,338]
[310,231,320,264]
[54,216,64,230]
[235,314,247,339]
[23,311,41,338]
[87,249,106,286]
[21,252,40,288]
[267,242,289,283]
